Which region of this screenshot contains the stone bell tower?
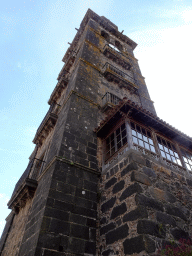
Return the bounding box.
[1,9,192,256]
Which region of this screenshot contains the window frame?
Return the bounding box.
[156,134,182,167]
[103,117,192,172]
[129,119,156,154]
[104,119,128,162]
[180,147,192,171]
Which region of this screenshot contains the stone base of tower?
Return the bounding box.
[98,149,192,256]
[18,159,99,256]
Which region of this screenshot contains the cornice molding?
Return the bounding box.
[38,155,100,181]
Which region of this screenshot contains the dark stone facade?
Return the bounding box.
[98,150,192,255]
[1,8,192,256]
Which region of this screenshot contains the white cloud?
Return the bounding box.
[130,23,192,137]
[181,9,192,22]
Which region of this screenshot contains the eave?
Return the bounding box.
[95,98,192,150]
[8,178,38,213]
[33,111,58,145]
[48,77,68,105]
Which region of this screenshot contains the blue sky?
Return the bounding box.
[1,0,192,236]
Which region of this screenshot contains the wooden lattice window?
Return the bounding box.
[105,123,127,160]
[131,122,155,153]
[180,149,192,171]
[157,136,181,166]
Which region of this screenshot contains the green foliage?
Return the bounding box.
[156,238,192,256]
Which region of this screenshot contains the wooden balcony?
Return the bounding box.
[102,62,139,93]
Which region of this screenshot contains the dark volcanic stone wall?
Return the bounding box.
[34,160,99,255]
[98,150,192,255]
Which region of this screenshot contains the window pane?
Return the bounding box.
[142,128,146,135]
[106,144,110,152]
[121,123,125,130]
[122,130,126,138]
[138,139,144,147]
[159,144,163,150]
[123,137,127,145]
[151,146,155,153]
[143,135,148,142]
[174,152,179,158]
[162,139,166,146]
[169,149,174,156]
[171,156,176,162]
[117,142,121,149]
[164,147,169,153]
[138,133,142,139]
[131,122,135,129]
[136,125,141,132]
[144,143,150,150]
[157,136,161,144]
[167,142,171,149]
[133,136,138,144]
[111,140,114,147]
[166,154,171,161]
[148,138,153,145]
[177,159,182,166]
[116,128,120,135]
[147,131,151,138]
[132,130,136,136]
[183,157,188,163]
[106,152,110,159]
[111,147,115,155]
[117,135,121,143]
[161,151,166,158]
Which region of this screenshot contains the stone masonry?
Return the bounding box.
[1,9,192,256]
[98,149,192,255]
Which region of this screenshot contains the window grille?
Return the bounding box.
[181,149,192,171]
[157,136,181,166]
[131,122,155,153]
[106,123,127,160]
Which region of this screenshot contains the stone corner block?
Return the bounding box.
[131,171,152,186]
[121,162,138,177]
[137,219,166,238]
[123,235,155,255]
[129,152,146,166]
